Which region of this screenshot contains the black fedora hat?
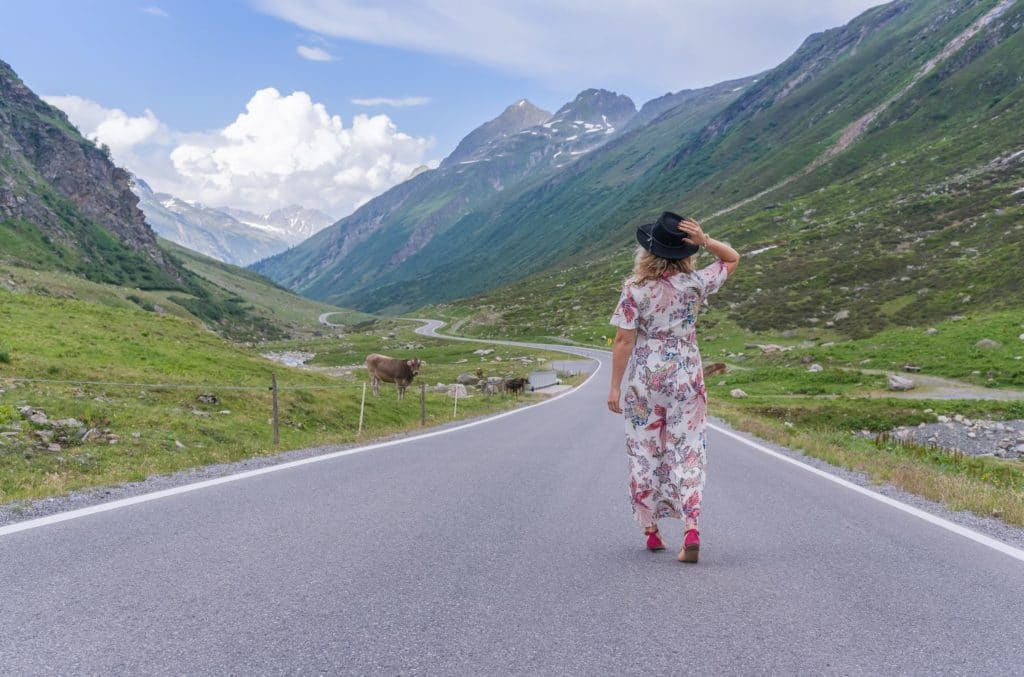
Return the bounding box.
[636,211,699,260]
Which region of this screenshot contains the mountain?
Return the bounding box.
[0,58,180,288]
[132,178,335,267]
[442,99,551,166]
[221,205,334,244]
[0,58,350,341]
[266,0,1024,327]
[250,89,637,301]
[269,0,1023,332]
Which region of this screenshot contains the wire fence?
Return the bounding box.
[0,371,540,447]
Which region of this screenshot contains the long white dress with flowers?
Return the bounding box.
[610,260,729,530]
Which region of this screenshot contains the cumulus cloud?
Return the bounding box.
[45,89,433,216]
[141,6,169,17]
[254,0,885,92]
[351,96,430,107]
[296,45,335,61]
[43,95,167,151]
[170,88,432,214]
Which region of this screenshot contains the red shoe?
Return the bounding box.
[678,529,699,563]
[645,528,665,551]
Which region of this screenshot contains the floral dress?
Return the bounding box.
[610,260,729,530]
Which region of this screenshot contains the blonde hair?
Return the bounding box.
[628,246,694,285]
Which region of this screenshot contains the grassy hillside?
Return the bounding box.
[311,0,1023,333]
[0,290,576,504]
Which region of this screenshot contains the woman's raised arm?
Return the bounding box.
[678,218,740,274]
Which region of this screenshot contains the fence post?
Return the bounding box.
[420,383,426,426]
[453,387,459,419]
[271,372,279,448]
[358,382,367,436]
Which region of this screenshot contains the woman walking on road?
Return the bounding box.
[607,212,740,562]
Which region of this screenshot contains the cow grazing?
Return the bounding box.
[504,377,528,397]
[365,354,422,400]
[703,363,727,378]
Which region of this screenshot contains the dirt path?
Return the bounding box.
[862,370,1024,401]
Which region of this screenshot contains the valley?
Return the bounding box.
[2,0,1023,527]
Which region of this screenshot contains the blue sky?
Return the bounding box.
[0,0,884,216]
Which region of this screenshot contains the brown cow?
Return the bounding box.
[365,354,422,400]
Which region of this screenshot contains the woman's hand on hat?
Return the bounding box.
[678,218,709,246]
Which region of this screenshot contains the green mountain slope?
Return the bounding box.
[0,59,179,289]
[433,0,1024,340]
[349,0,1022,332]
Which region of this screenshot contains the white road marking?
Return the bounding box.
[0,357,601,538]
[707,423,1024,563]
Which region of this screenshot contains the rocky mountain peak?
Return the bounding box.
[551,88,636,128]
[441,98,551,166]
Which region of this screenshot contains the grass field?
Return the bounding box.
[0,289,585,505]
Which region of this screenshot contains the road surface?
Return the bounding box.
[1,321,1022,674]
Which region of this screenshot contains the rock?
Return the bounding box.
[47,443,61,452]
[131,432,142,438]
[219,410,231,415]
[174,440,186,449]
[472,349,494,356]
[80,428,103,442]
[456,373,479,386]
[50,418,83,428]
[936,415,950,423]
[196,394,219,405]
[28,412,49,425]
[446,384,470,398]
[729,389,748,398]
[808,364,823,372]
[888,375,915,391]
[833,310,850,321]
[190,409,210,417]
[975,339,1001,349]
[1019,333,1024,341]
[781,330,797,338]
[1013,444,1024,455]
[950,315,966,321]
[903,364,921,373]
[760,344,784,354]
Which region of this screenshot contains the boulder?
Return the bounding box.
[456,373,479,386]
[729,389,748,398]
[888,375,915,391]
[924,328,938,335]
[760,344,784,354]
[975,338,1001,349]
[28,412,49,425]
[472,349,494,356]
[832,310,850,321]
[807,364,823,373]
[196,393,219,405]
[1019,333,1024,341]
[446,384,470,398]
[903,364,922,373]
[51,418,83,428]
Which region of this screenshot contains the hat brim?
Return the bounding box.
[636,223,699,260]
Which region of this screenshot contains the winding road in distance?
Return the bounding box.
[1,320,1022,674]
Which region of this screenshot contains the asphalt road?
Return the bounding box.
[2,321,1023,675]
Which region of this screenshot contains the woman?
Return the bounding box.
[607,212,740,563]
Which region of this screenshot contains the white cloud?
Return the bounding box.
[44,89,433,217]
[42,95,168,152]
[296,45,335,61]
[141,6,169,17]
[254,0,886,92]
[351,96,431,107]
